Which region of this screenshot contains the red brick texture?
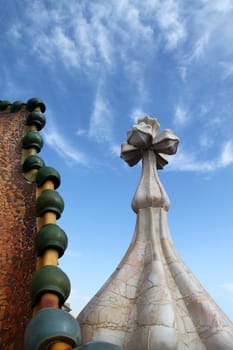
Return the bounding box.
[0,111,37,350]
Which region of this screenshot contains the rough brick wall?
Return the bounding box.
[0,111,37,350]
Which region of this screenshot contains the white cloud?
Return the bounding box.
[179,65,187,81]
[123,60,149,111]
[7,0,188,74]
[220,61,233,80]
[182,0,233,70]
[130,108,147,123]
[73,17,96,68]
[168,148,215,172]
[169,140,233,172]
[199,134,213,149]
[4,0,233,166]
[66,288,91,317]
[219,141,233,167]
[110,144,121,157]
[44,128,87,165]
[219,283,233,293]
[154,0,187,50]
[43,115,88,165]
[8,2,147,70]
[0,67,28,99]
[6,0,233,88]
[65,249,82,258]
[88,92,113,142]
[5,0,189,120]
[30,25,80,68]
[52,27,79,68]
[174,104,189,126]
[165,0,233,86]
[208,0,233,13]
[93,22,112,66]
[8,24,22,40]
[191,31,211,60]
[76,129,87,136]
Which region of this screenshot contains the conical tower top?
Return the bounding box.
[78,116,233,350]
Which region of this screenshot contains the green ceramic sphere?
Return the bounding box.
[76,342,123,350]
[22,155,45,172]
[35,224,68,257]
[24,308,81,350]
[10,100,26,112]
[26,111,46,131]
[0,100,11,111]
[36,189,64,219]
[26,97,46,113]
[22,131,44,152]
[36,166,61,189]
[30,265,71,307]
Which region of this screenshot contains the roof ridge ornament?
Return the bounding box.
[121,116,179,212]
[121,116,179,168]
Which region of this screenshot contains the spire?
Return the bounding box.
[78,116,233,350]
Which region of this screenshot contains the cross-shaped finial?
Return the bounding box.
[121,116,179,169]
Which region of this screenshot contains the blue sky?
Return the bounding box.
[1,0,233,319]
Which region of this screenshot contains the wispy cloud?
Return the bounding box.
[219,283,233,293]
[191,31,211,61]
[208,0,233,14]
[174,104,189,126]
[3,0,233,171]
[44,129,87,165]
[52,27,79,69]
[180,0,233,72]
[88,90,113,143]
[130,108,148,123]
[67,288,91,317]
[6,0,188,93]
[169,148,215,172]
[76,129,87,136]
[169,140,233,172]
[69,289,90,301]
[6,1,233,82]
[220,61,233,80]
[4,1,188,139]
[0,66,29,100]
[43,114,88,165]
[65,249,82,258]
[199,134,213,149]
[8,1,154,71]
[153,0,187,50]
[8,24,22,40]
[110,144,121,157]
[219,141,233,167]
